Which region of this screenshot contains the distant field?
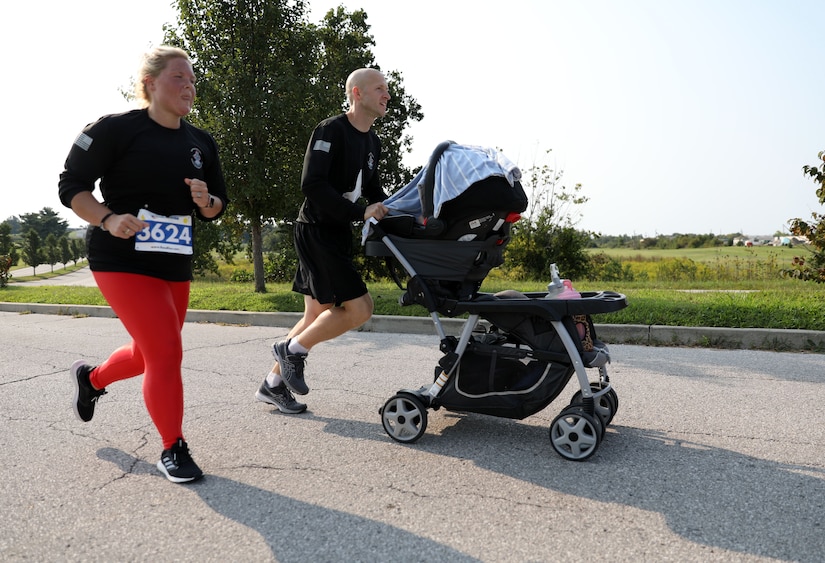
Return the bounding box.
[587,245,801,265]
[583,245,806,282]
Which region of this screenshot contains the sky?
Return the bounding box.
[3,0,824,237]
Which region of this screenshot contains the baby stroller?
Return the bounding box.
[364,142,627,461]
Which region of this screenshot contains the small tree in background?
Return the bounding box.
[783,150,825,282]
[71,238,85,265]
[503,149,593,281]
[44,234,59,273]
[59,236,72,268]
[21,229,43,276]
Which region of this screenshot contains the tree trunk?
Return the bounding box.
[251,220,266,293]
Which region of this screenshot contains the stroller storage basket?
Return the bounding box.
[436,342,573,420]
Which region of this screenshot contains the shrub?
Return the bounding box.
[785,150,825,282]
[229,268,253,283]
[264,251,297,283]
[0,255,12,287]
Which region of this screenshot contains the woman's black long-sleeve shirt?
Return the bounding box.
[58,109,228,281]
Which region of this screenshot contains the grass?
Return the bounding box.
[3,263,825,331]
[588,245,800,263]
[587,245,803,283]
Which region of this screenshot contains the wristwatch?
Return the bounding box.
[99,211,114,231]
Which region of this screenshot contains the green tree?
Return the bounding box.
[165,1,421,291]
[2,216,22,235]
[21,229,43,275]
[59,236,72,267]
[44,233,59,272]
[19,208,69,240]
[71,238,85,265]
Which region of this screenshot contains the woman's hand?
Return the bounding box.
[186,178,211,208]
[105,213,148,239]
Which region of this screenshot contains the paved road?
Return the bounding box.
[1,311,824,561]
[8,264,96,286]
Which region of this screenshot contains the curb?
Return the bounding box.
[2,302,824,353]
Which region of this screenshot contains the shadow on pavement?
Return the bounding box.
[96,447,480,563]
[299,410,825,562]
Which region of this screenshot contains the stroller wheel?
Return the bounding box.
[568,402,606,440]
[549,406,602,461]
[606,387,619,418]
[381,393,428,444]
[570,383,618,426]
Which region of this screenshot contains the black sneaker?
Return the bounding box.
[255,381,308,413]
[156,438,203,483]
[272,339,309,395]
[70,359,107,422]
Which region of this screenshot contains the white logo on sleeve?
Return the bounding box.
[74,132,93,151]
[313,140,332,153]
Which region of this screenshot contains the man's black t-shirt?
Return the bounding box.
[296,114,387,227]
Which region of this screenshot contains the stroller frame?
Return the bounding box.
[366,142,628,461]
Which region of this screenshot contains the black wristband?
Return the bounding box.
[98,211,115,231]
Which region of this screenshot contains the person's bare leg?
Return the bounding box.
[271,296,332,374]
[267,293,374,396]
[295,293,374,350]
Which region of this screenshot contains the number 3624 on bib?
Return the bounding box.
[134,209,193,255]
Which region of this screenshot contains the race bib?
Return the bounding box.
[134,210,193,255]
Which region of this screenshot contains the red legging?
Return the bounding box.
[89,271,190,449]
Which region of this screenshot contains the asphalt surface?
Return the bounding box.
[2,280,825,560]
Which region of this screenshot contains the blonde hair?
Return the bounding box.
[135,46,190,108]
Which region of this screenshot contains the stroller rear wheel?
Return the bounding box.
[381,393,428,443]
[549,405,602,461]
[570,383,618,426]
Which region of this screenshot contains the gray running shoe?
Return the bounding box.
[255,381,307,414]
[70,359,107,422]
[271,340,309,395]
[156,438,203,484]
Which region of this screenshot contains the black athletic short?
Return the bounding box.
[292,222,368,306]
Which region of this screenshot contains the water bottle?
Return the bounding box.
[557,279,582,299]
[545,263,564,298]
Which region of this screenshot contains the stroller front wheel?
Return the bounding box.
[549,406,602,461]
[381,393,428,444]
